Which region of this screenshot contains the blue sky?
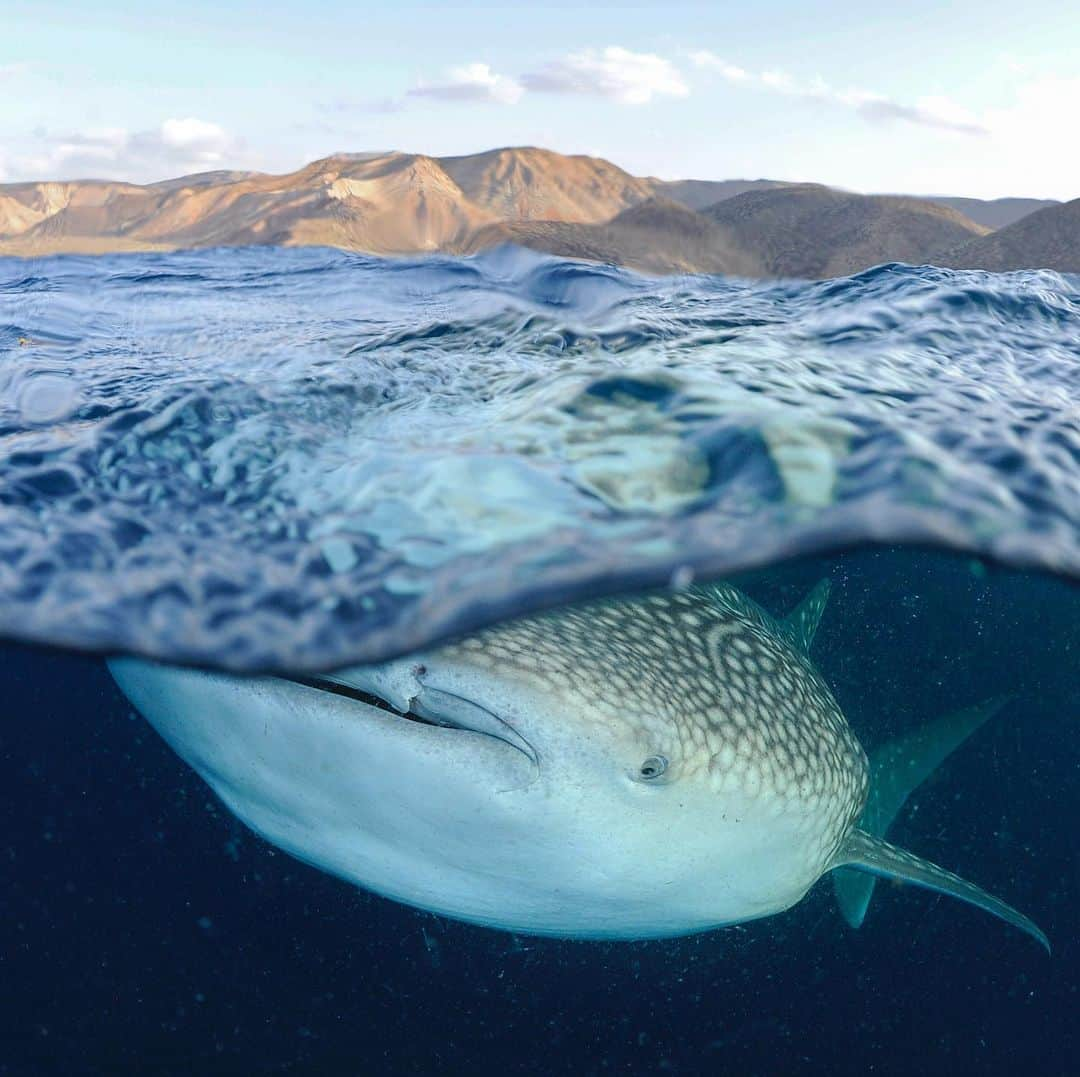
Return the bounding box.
[2,0,1077,198]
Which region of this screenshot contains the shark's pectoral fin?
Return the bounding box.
[832,696,1012,931]
[780,578,831,654]
[830,829,1048,952]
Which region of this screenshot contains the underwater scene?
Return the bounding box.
[1,247,1077,1075]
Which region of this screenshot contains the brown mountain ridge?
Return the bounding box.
[0,146,1073,278]
[937,197,1080,274]
[699,184,990,279]
[462,197,764,276]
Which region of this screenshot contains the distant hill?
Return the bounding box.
[650,178,792,211]
[0,147,657,258]
[438,146,653,222]
[0,146,1072,277]
[646,181,1055,232]
[0,180,146,244]
[462,197,763,276]
[939,197,1080,273]
[145,170,259,193]
[701,184,989,278]
[0,153,485,255]
[907,196,1060,231]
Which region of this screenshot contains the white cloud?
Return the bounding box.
[688,52,748,82]
[156,117,231,154]
[408,63,523,105]
[389,47,688,111]
[1,118,240,183]
[760,69,795,92]
[411,49,693,109]
[691,50,987,135]
[521,46,689,105]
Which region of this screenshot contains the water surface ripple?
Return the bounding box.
[1,245,1077,670]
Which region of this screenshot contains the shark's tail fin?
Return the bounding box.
[831,696,1030,934]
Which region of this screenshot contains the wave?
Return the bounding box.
[0,245,1077,670]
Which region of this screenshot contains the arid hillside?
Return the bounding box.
[700,185,990,278]
[462,197,763,276]
[937,197,1080,273]
[0,146,1071,277]
[437,146,654,222]
[0,147,656,257]
[910,196,1059,231]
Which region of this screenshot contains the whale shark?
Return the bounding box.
[108,580,1048,950]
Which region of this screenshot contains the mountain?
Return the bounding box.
[938,197,1080,273]
[438,146,654,222]
[0,180,155,251]
[0,147,657,258]
[655,182,1056,229]
[700,184,989,278]
[0,146,1070,277]
[462,197,763,276]
[0,153,488,255]
[650,178,792,211]
[909,196,1060,231]
[145,170,260,193]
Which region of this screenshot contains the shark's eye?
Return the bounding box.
[639,755,668,780]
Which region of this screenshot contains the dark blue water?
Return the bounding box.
[1,248,1077,1074]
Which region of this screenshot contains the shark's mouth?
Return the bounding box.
[285,675,539,766]
[288,676,439,726]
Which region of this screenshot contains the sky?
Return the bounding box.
[1,0,1078,199]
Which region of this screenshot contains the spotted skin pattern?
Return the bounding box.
[440,583,869,872]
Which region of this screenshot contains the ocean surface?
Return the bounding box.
[1,246,1077,1075]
